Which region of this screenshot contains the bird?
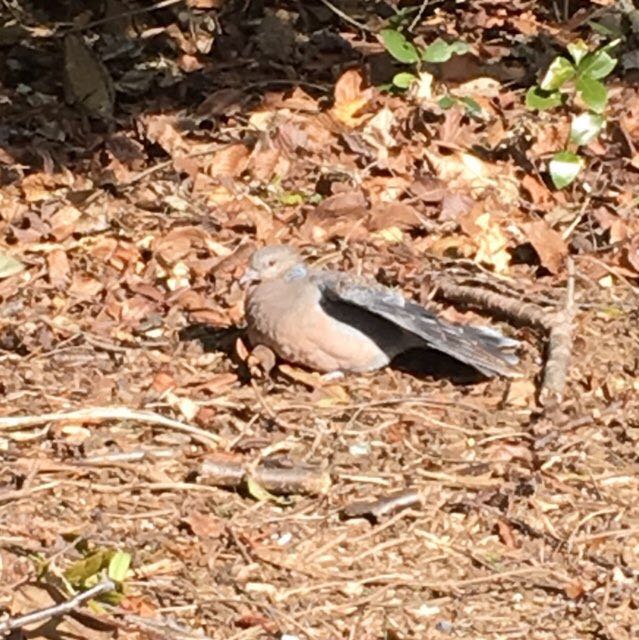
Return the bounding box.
[241,245,520,378]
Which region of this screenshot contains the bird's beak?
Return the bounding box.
[239,268,259,286]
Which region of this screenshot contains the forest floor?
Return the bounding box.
[0,1,638,638]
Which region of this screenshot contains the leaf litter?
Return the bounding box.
[0,1,638,639]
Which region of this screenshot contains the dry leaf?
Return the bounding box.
[63,34,114,116]
[47,249,70,288]
[329,69,372,128]
[425,150,519,203]
[525,220,568,274]
[205,144,250,178]
[0,252,25,279]
[474,212,511,272]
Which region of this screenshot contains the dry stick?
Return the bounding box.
[199,455,331,496]
[437,272,576,405]
[436,281,550,330]
[0,406,223,449]
[539,257,575,407]
[317,0,374,31]
[0,580,115,634]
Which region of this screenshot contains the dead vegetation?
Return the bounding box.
[1,1,638,638]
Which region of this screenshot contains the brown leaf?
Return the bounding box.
[525,220,568,274]
[205,144,250,178]
[47,249,70,288]
[63,34,114,116]
[301,190,368,242]
[624,235,639,274]
[69,273,104,299]
[329,69,372,128]
[496,519,518,549]
[183,512,225,538]
[49,205,82,241]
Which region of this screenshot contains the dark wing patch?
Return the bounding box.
[313,270,520,378]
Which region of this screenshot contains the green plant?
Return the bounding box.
[380,29,470,99]
[526,38,620,189]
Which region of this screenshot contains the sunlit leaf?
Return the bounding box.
[0,252,25,279]
[108,551,131,583]
[549,151,584,189]
[576,76,607,113]
[525,86,562,110]
[578,49,617,80]
[570,112,604,145]
[64,549,113,587]
[459,96,482,115]
[392,71,417,89]
[540,56,575,91]
[380,29,420,63]
[567,39,589,65]
[449,40,470,55]
[588,21,623,38]
[438,95,456,110]
[423,38,453,63]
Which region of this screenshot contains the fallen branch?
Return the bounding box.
[539,258,576,407]
[0,406,223,449]
[199,455,331,496]
[0,580,115,634]
[437,266,577,407]
[436,281,550,330]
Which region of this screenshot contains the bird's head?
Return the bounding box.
[240,245,306,285]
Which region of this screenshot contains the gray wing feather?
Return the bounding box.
[312,270,520,378]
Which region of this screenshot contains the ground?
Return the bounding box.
[0,1,638,639]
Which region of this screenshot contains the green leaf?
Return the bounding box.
[567,39,589,65]
[279,192,304,206]
[525,86,562,110]
[449,40,470,55]
[438,95,456,110]
[0,252,25,279]
[380,29,420,64]
[459,96,482,115]
[108,551,131,583]
[577,49,617,80]
[570,112,604,145]
[423,38,453,63]
[588,21,623,38]
[392,71,417,89]
[64,549,113,587]
[540,56,576,91]
[576,76,607,113]
[549,151,584,189]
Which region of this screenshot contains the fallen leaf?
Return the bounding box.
[63,34,114,116]
[0,252,25,279]
[47,249,70,288]
[525,220,568,274]
[329,69,372,128]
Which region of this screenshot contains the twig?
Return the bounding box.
[0,580,115,634]
[317,0,373,32]
[0,406,223,448]
[436,281,550,329]
[409,0,431,31]
[539,257,575,407]
[199,454,331,495]
[70,0,183,33]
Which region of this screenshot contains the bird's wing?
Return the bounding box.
[312,269,520,378]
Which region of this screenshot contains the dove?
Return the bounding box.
[241,245,520,377]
